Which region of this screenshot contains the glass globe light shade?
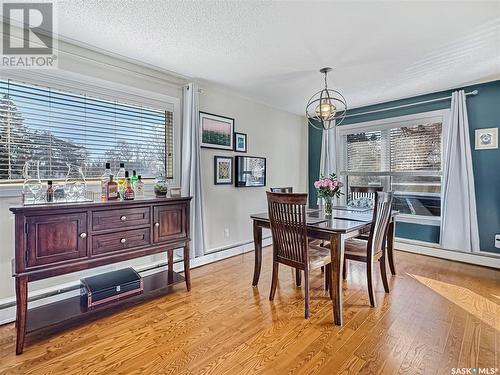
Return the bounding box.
[315,99,336,120]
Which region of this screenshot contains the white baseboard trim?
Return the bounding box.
[0,237,272,326]
[395,238,500,269]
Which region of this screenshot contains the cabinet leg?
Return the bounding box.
[183,243,191,291]
[167,249,174,284]
[15,275,28,355]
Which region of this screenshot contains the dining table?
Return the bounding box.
[250,208,397,325]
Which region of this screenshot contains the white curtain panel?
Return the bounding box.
[319,127,337,177]
[440,90,480,252]
[181,83,207,258]
[318,122,338,205]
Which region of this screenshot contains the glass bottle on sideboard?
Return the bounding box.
[119,170,129,199]
[100,162,112,201]
[131,170,138,187]
[134,175,144,198]
[123,176,135,200]
[46,181,54,203]
[106,175,119,200]
[116,163,126,197]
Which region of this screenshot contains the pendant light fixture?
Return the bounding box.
[306,67,347,130]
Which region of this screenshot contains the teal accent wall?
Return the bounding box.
[308,124,322,208]
[395,222,441,244]
[308,80,500,253]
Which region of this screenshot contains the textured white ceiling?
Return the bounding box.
[55,0,500,114]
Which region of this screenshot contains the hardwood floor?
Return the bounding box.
[0,248,498,374]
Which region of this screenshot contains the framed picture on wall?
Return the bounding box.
[475,127,498,150]
[234,132,247,152]
[214,156,233,185]
[200,112,234,150]
[235,156,266,187]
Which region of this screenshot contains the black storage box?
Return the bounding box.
[80,268,143,310]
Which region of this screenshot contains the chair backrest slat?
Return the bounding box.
[349,185,383,201]
[367,192,394,257]
[266,192,308,266]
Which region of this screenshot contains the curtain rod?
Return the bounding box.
[344,90,478,119]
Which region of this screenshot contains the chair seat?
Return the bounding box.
[308,243,331,270]
[345,238,382,261]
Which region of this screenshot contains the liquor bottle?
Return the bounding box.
[134,175,144,198]
[100,162,112,201]
[116,163,126,194]
[46,180,54,202]
[106,175,119,200]
[123,177,135,200]
[119,170,128,199]
[131,170,138,187]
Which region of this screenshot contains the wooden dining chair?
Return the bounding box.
[266,192,331,319]
[270,187,293,193]
[269,186,313,286]
[341,191,394,307]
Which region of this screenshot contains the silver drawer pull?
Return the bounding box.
[80,233,87,239]
[120,215,127,221]
[120,238,127,244]
[154,222,160,227]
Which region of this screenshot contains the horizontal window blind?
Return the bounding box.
[390,123,442,172]
[342,122,442,176]
[0,79,173,182]
[345,130,387,173]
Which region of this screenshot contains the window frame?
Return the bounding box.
[0,70,181,189]
[336,109,450,226]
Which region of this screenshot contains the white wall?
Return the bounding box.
[0,39,308,320]
[198,82,307,251]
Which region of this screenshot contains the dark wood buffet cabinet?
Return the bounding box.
[10,196,192,354]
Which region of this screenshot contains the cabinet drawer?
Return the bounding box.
[92,228,151,256]
[92,207,150,231]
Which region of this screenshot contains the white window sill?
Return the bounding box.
[395,214,441,226]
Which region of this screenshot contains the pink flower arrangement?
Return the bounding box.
[314,173,344,199]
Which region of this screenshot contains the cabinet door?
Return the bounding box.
[153,204,187,243]
[25,212,88,267]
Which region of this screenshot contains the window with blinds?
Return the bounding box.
[0,79,174,182]
[340,117,444,217]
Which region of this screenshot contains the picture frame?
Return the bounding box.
[234,132,247,153]
[475,127,498,150]
[235,156,266,187]
[200,111,234,150]
[214,156,233,185]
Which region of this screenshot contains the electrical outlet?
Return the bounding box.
[495,234,500,249]
[224,228,230,238]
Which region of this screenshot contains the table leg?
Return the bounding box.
[167,249,174,284]
[387,220,396,275]
[15,275,28,355]
[183,243,191,291]
[252,220,263,287]
[330,233,345,325]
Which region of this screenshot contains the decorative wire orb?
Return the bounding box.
[306,67,347,130]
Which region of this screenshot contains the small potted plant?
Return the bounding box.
[314,173,343,216]
[154,175,169,198]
